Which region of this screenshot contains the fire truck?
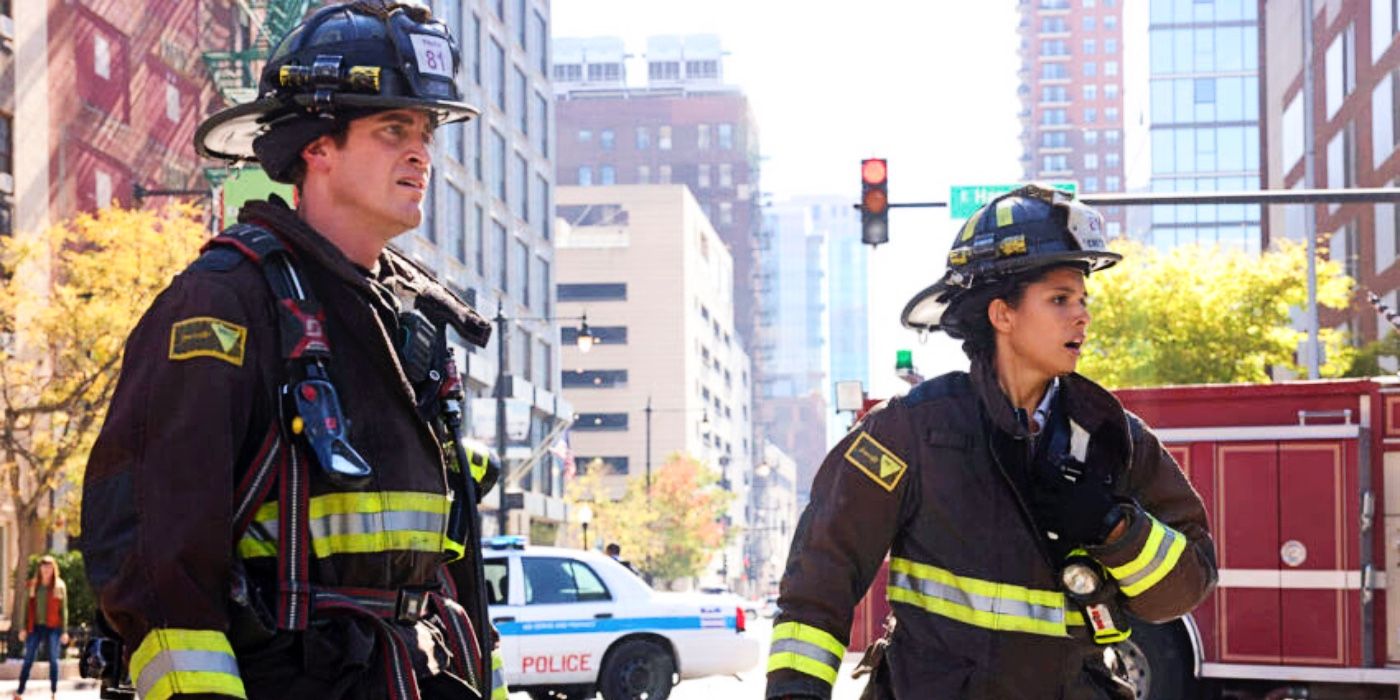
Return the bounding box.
[849,378,1400,699]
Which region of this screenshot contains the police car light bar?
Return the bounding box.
[484,535,528,550]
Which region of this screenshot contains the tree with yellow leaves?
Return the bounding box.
[1077,239,1354,388]
[0,205,206,622]
[566,453,734,586]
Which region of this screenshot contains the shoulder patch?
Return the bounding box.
[169,317,247,366]
[844,432,908,492]
[190,247,247,273]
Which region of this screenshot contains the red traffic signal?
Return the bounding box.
[861,158,889,246]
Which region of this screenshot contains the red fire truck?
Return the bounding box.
[849,378,1400,698]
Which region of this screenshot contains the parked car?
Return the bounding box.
[483,537,762,700]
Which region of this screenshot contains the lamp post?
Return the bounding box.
[578,504,594,550]
[494,305,594,536]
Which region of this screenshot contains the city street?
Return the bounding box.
[0,619,868,700]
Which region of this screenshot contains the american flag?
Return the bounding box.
[551,434,576,481]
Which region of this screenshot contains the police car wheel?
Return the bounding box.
[599,639,675,700]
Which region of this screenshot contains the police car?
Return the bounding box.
[482,537,761,700]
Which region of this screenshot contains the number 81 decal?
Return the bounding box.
[410,34,453,79]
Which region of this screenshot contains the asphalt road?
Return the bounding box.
[0,619,869,700]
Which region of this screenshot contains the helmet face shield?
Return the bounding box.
[900,184,1121,334]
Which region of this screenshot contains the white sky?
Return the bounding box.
[552,0,1024,399]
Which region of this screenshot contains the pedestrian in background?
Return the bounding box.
[15,555,68,700]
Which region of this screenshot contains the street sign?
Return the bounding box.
[949,182,1078,219]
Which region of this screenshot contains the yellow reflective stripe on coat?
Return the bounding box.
[238,490,450,559]
[130,629,246,700]
[887,557,1072,638]
[491,649,509,700]
[1104,514,1188,597]
[767,621,844,685]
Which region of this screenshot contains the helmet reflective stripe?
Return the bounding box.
[995,198,1016,227]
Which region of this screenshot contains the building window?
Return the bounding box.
[493,220,508,291]
[658,125,672,150]
[1328,121,1358,213]
[1084,153,1099,169]
[698,164,711,188]
[1104,83,1119,100]
[698,124,712,149]
[1042,131,1068,147]
[1082,84,1096,101]
[1042,155,1068,171]
[471,14,482,85]
[513,237,529,305]
[534,92,548,156]
[635,126,650,150]
[1041,108,1068,125]
[446,181,466,262]
[1081,16,1095,30]
[577,166,592,186]
[475,205,485,273]
[1084,176,1099,192]
[94,34,111,80]
[1105,152,1120,168]
[1105,129,1120,144]
[1084,129,1098,145]
[578,129,592,144]
[514,153,528,221]
[420,174,436,244]
[1041,40,1069,57]
[1105,38,1118,54]
[1105,61,1118,76]
[719,163,733,188]
[490,128,506,201]
[1105,107,1119,122]
[1083,39,1096,54]
[489,38,505,108]
[649,61,680,81]
[574,456,630,474]
[659,164,672,183]
[1372,0,1400,63]
[1043,86,1067,103]
[0,115,10,178]
[1106,175,1120,191]
[553,64,581,81]
[1326,23,1357,119]
[1042,63,1068,80]
[600,165,615,185]
[1107,221,1121,237]
[600,128,615,151]
[638,165,651,183]
[532,10,548,74]
[1084,108,1097,123]
[474,120,483,180]
[718,123,734,149]
[1105,15,1117,29]
[164,83,180,123]
[562,369,628,388]
[557,283,627,301]
[513,67,527,133]
[719,201,733,225]
[1084,62,1097,77]
[562,325,627,345]
[574,413,629,431]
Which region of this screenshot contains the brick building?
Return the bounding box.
[551,35,763,346]
[1018,0,1131,237]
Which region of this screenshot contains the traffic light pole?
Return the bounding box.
[855,187,1400,210]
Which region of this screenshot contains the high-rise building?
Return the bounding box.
[1018,0,1130,237]
[1146,0,1262,252]
[390,0,566,537]
[552,35,763,346]
[554,184,755,590]
[755,197,869,500]
[1261,0,1400,344]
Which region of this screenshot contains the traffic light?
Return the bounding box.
[861,158,889,246]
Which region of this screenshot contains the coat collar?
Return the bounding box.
[969,358,1129,445]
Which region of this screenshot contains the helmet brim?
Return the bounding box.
[899,250,1122,333]
[195,94,480,162]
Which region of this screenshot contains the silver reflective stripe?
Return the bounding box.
[314,510,446,539]
[250,510,447,541]
[889,571,1066,625]
[135,650,240,698]
[492,667,504,689]
[1117,526,1180,590]
[769,637,842,671]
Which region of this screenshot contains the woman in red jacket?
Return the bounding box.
[15,555,68,699]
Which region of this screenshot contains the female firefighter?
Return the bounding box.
[764,184,1217,699]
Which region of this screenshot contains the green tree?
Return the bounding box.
[0,205,206,625]
[566,453,734,585]
[1345,330,1400,377]
[1077,240,1354,388]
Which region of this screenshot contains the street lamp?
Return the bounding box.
[494,303,594,536]
[578,504,594,550]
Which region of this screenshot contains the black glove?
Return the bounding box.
[1029,454,1121,547]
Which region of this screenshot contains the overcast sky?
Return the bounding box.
[553,0,1024,399]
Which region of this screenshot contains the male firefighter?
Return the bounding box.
[766,186,1217,699]
[81,3,508,698]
